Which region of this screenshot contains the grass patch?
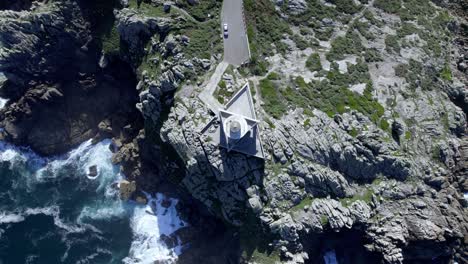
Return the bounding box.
[326,32,364,61]
[101,25,120,55]
[352,20,374,40]
[364,48,383,62]
[291,197,313,212]
[405,131,411,140]
[240,209,280,264]
[394,59,438,91]
[306,53,322,72]
[340,189,374,207]
[320,215,329,226]
[349,127,358,137]
[264,116,276,129]
[329,0,362,14]
[181,19,222,59]
[440,64,452,81]
[128,0,170,17]
[380,119,390,131]
[374,0,401,13]
[267,72,280,80]
[385,35,400,53]
[175,0,221,22]
[244,0,292,58]
[281,62,384,123]
[259,78,287,119]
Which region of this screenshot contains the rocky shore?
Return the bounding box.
[0,0,467,263]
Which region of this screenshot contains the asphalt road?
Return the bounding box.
[221,0,250,66]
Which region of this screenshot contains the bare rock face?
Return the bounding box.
[119,180,136,200]
[0,2,141,155]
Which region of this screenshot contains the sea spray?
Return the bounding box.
[124,193,187,264]
[0,139,187,263]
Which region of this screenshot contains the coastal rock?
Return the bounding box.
[119,180,136,200]
[87,165,98,177]
[0,2,141,155]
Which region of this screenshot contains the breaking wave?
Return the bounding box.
[0,139,186,263]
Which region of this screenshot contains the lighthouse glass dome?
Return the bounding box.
[224,115,247,140]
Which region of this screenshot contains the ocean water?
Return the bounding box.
[0,139,186,264]
[323,250,338,264]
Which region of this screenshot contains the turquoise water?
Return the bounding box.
[0,139,185,264]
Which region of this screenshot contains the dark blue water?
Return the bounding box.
[0,140,185,264]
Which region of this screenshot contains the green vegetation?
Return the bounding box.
[306,53,322,72]
[320,215,329,226]
[440,64,452,81]
[259,78,287,119]
[128,0,170,17]
[171,0,221,21]
[303,118,311,127]
[244,0,292,58]
[405,131,412,140]
[315,27,334,41]
[352,20,374,40]
[340,189,374,207]
[214,80,236,104]
[181,19,223,59]
[363,10,383,27]
[264,116,276,129]
[432,145,441,161]
[280,60,384,124]
[396,22,419,38]
[380,119,390,131]
[291,34,314,50]
[243,250,281,264]
[364,48,383,62]
[398,0,434,21]
[349,127,358,137]
[291,197,313,212]
[385,35,400,53]
[330,0,362,14]
[286,0,338,24]
[267,72,280,80]
[240,209,280,264]
[327,32,364,61]
[374,0,401,14]
[394,59,438,91]
[101,26,120,55]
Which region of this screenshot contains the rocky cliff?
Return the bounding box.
[0,0,467,263]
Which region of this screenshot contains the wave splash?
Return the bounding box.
[0,139,186,263]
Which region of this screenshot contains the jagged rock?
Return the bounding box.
[366,194,466,263]
[119,180,136,200]
[163,2,172,13]
[137,88,161,123]
[274,0,307,15]
[0,2,141,155]
[87,165,98,177]
[116,8,171,66]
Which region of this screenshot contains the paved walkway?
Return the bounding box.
[198,0,251,113]
[198,61,228,113]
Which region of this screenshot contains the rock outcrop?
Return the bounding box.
[0,1,141,155]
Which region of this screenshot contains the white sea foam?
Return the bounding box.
[123,193,186,264]
[0,212,25,224]
[324,250,339,264]
[464,192,468,201]
[0,140,44,169]
[0,97,8,109]
[35,139,120,189]
[0,139,187,262]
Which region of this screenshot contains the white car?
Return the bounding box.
[223,23,228,38]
